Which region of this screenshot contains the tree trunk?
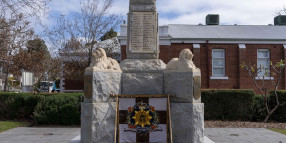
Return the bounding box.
[3,70,9,92]
[263,104,279,123]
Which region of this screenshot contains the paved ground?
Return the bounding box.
[205,128,286,143]
[0,127,286,143]
[0,127,80,143]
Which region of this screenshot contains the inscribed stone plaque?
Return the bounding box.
[84,75,93,99]
[193,76,201,100]
[129,12,157,53]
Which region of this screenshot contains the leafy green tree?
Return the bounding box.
[100,28,117,41]
[27,38,48,53]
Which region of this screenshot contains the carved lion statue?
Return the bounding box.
[89,48,121,71]
[166,49,199,72]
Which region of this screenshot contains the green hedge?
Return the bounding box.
[202,89,255,121]
[1,90,286,124]
[33,95,82,125]
[269,91,286,122]
[0,92,83,125]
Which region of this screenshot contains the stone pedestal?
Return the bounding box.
[164,70,204,143]
[171,103,204,143]
[81,69,121,143]
[164,71,201,103]
[84,70,121,103]
[81,102,116,143]
[120,59,166,95]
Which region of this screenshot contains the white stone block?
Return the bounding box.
[171,103,204,143]
[84,71,121,103]
[121,73,164,95]
[81,102,116,143]
[164,71,201,103]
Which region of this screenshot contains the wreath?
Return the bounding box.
[126,101,159,133]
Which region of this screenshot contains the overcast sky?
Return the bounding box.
[47,0,286,27]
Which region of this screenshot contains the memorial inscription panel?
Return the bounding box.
[129,12,157,53]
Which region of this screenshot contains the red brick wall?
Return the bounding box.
[240,44,285,92]
[120,43,286,93]
[63,43,286,93]
[206,44,240,89]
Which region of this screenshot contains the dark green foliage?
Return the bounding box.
[252,95,267,121]
[33,95,82,125]
[100,28,117,41]
[0,92,83,125]
[269,91,286,122]
[1,91,286,124]
[202,89,255,121]
[0,93,42,120]
[26,38,48,53]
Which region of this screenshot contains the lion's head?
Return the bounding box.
[179,49,193,61]
[92,48,107,63]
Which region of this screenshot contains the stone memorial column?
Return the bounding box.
[81,48,122,143]
[121,0,166,95]
[164,49,205,143]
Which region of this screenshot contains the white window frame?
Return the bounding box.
[212,49,226,77]
[257,49,270,77]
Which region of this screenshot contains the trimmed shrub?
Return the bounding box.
[269,91,286,122]
[202,89,255,121]
[0,92,83,125]
[33,95,82,125]
[0,93,42,120]
[1,91,286,124]
[251,95,268,121]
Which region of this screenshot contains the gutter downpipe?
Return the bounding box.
[206,40,210,88]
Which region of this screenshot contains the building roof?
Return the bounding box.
[119,24,286,41]
[168,24,286,40]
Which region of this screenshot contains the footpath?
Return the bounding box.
[0,127,286,143]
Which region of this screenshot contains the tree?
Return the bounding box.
[26,38,48,53]
[277,7,286,15]
[100,28,117,41]
[0,15,34,91]
[12,38,61,88]
[0,0,50,91]
[241,60,286,122]
[47,0,122,80]
[0,0,50,19]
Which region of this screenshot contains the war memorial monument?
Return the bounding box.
[78,0,211,142]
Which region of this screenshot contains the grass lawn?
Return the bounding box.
[268,128,286,135]
[0,121,29,133]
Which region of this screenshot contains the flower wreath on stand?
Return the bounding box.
[126,101,160,134]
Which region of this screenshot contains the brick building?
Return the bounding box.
[60,15,286,92]
[118,17,286,91]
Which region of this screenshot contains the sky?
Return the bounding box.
[45,0,286,29]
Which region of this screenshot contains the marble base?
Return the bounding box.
[81,102,116,143]
[164,71,201,103]
[120,59,165,95]
[70,136,214,143]
[171,103,204,143]
[121,73,163,95]
[84,71,121,103]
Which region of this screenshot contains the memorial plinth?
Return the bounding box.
[81,48,122,143]
[127,0,159,59]
[80,0,207,143]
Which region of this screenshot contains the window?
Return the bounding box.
[212,49,225,76]
[257,49,270,76]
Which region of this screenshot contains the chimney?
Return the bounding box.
[206,14,220,25]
